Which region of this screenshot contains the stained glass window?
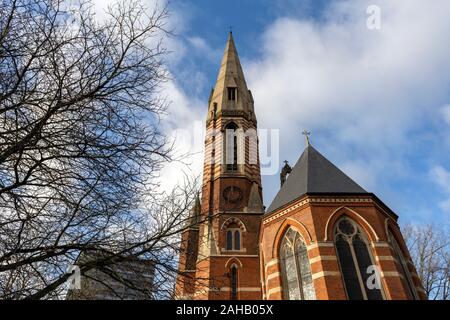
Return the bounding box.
[353,234,383,300]
[230,265,238,300]
[280,227,316,300]
[334,217,385,300]
[336,234,364,299]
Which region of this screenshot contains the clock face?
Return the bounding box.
[222,186,243,207]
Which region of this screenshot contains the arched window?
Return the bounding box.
[334,217,384,300]
[280,227,315,300]
[227,87,236,101]
[225,123,238,171]
[230,265,238,300]
[226,228,241,251]
[387,229,418,299]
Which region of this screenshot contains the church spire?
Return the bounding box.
[218,31,247,89]
[207,32,255,122]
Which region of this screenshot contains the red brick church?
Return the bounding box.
[175,33,427,300]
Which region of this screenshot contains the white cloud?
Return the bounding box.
[157,81,205,193]
[187,37,222,63]
[340,160,377,191]
[429,166,450,213]
[430,166,450,192]
[441,104,450,126]
[245,0,450,204]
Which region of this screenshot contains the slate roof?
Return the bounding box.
[266,145,367,213]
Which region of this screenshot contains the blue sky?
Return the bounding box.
[133,0,450,229]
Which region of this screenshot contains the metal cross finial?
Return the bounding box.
[302,130,311,146]
[229,26,233,34]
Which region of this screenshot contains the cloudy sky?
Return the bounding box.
[95,0,450,228]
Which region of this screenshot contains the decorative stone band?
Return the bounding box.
[371,241,391,248]
[193,288,210,297]
[307,241,334,250]
[267,286,282,297]
[263,197,373,225]
[219,287,261,292]
[266,272,281,281]
[380,271,404,279]
[309,255,337,264]
[264,258,279,273]
[265,272,281,290]
[263,198,311,224]
[220,248,248,253]
[311,271,341,280]
[194,286,262,294]
[210,254,258,257]
[375,255,396,262]
[311,198,372,203]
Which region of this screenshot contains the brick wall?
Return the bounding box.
[260,195,427,300]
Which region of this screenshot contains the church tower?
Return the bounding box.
[176,32,264,300]
[176,32,426,301]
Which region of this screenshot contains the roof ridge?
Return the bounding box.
[266,144,367,214]
[305,145,310,191]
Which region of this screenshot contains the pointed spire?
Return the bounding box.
[220,31,245,82]
[207,32,254,121]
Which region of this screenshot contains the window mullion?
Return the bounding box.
[232,230,235,250]
[294,250,304,300]
[349,237,368,300]
[366,239,386,300]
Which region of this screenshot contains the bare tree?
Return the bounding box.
[0,0,202,299]
[402,223,450,300]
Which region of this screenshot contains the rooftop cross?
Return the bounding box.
[302,130,311,146]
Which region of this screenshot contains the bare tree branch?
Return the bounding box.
[402,223,450,300]
[0,0,206,300]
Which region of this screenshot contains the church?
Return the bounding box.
[175,32,427,300]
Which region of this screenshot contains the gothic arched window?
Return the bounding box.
[225,123,238,171]
[230,264,238,300]
[387,229,418,299]
[334,217,384,300]
[280,227,315,300]
[226,227,241,251]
